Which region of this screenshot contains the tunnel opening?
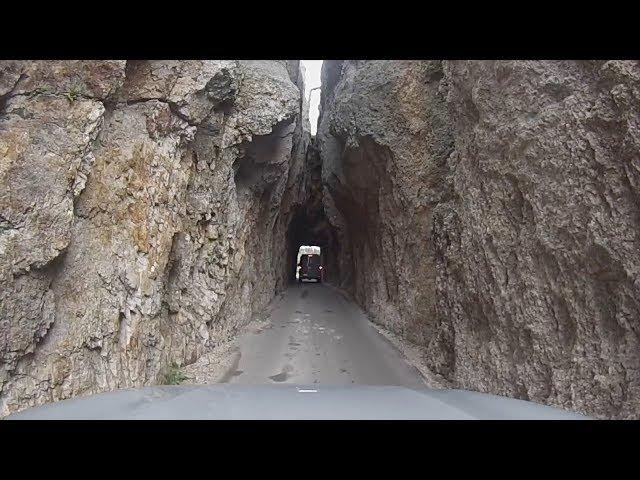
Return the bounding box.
[283,128,343,287]
[285,202,340,285]
[296,245,322,283]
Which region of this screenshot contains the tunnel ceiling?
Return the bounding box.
[288,208,332,248]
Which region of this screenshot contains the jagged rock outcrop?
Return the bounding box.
[0,60,309,416]
[318,60,640,419]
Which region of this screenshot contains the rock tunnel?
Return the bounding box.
[284,140,341,285]
[1,59,639,420]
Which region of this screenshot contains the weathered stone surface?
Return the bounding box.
[440,60,640,419]
[0,60,307,416]
[318,60,640,419]
[1,62,125,399]
[3,58,638,420]
[318,60,454,345]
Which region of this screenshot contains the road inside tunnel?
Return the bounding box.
[223,282,426,387]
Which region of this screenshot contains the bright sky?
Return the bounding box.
[301,60,323,135]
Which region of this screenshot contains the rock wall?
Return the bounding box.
[318,60,454,346]
[3,59,638,419]
[0,60,308,416]
[318,60,640,419]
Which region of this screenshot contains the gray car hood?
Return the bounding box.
[5,384,588,420]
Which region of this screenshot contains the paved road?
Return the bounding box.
[224,282,426,387]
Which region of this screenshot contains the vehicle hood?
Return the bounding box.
[5,384,589,420]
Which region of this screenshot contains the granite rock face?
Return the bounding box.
[2,59,639,420]
[318,60,454,349]
[318,60,640,419]
[0,60,308,416]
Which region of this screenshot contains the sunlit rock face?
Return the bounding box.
[318,60,640,419]
[0,60,309,416]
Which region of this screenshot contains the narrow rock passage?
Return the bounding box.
[224,283,426,387]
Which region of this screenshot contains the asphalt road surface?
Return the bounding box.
[225,282,426,387]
